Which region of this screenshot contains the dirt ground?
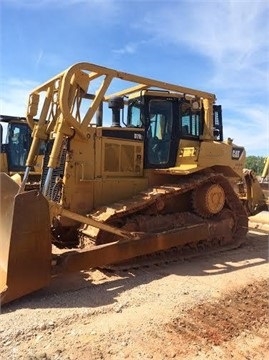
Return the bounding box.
[0,229,268,360]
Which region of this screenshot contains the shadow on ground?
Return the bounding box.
[1,231,268,312]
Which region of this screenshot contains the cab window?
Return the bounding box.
[127,100,143,127]
[181,102,202,138]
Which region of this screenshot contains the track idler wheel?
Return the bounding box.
[192,182,225,218]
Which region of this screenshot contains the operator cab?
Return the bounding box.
[6,121,31,171]
[0,116,46,172]
[127,91,208,169]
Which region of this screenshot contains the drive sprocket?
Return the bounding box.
[192,182,225,218]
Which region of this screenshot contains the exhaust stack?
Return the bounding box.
[109,96,124,127]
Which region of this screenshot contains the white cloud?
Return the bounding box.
[113,43,137,55]
[2,0,268,156]
[220,98,269,155]
[141,1,269,88]
[224,121,269,156]
[135,0,269,155]
[35,50,44,69]
[112,40,148,55]
[0,78,38,117]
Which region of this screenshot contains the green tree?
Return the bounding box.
[245,156,266,175]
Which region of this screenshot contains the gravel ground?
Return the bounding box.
[0,230,268,360]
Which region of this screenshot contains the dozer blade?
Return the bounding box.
[0,173,51,305]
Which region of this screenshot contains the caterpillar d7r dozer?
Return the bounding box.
[1,62,267,305]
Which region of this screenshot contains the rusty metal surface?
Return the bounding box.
[0,173,19,280]
[0,175,51,305]
[53,216,235,275]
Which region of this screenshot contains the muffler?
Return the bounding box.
[0,173,51,305]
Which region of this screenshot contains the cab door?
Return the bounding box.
[144,97,179,169]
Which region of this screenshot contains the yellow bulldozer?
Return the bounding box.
[0,115,44,189]
[0,62,267,305]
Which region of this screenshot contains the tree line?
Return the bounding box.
[245,156,267,175]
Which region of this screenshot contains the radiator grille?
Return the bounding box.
[104,143,135,173]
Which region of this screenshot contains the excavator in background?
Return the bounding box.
[0,115,44,188]
[0,62,268,305]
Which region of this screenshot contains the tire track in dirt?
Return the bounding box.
[167,279,268,346]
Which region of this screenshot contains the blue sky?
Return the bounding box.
[0,0,268,156]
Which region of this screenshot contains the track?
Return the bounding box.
[82,172,247,239]
[103,225,267,275]
[57,172,249,273]
[51,173,269,277]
